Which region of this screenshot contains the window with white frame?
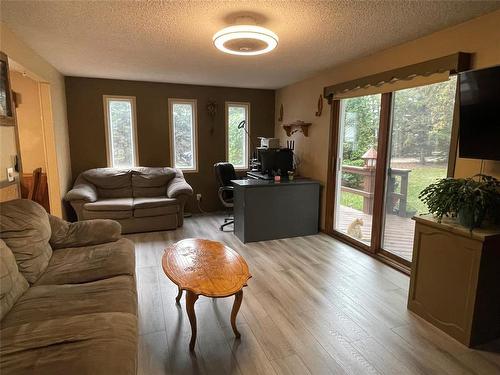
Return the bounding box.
[168,99,198,172]
[226,102,250,169]
[103,96,138,167]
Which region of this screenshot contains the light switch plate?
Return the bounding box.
[7,167,14,182]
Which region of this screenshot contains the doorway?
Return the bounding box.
[327,77,457,269]
[9,60,62,216]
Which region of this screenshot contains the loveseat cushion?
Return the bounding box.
[1,276,137,328]
[34,238,135,286]
[82,198,133,220]
[132,167,176,197]
[134,205,178,218]
[82,209,132,220]
[133,196,178,209]
[84,198,133,211]
[0,199,52,284]
[0,312,137,375]
[81,168,132,198]
[133,197,178,217]
[0,240,29,321]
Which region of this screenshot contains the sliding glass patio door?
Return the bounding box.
[381,77,457,263]
[328,77,458,268]
[333,94,381,247]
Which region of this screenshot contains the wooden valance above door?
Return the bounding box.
[324,52,472,102]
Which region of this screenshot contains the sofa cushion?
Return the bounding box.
[0,199,52,284]
[0,312,137,375]
[133,197,178,217]
[82,209,132,220]
[133,196,178,209]
[82,168,132,198]
[131,167,176,197]
[0,240,29,321]
[1,276,136,329]
[82,198,133,220]
[84,198,133,211]
[34,238,135,286]
[134,205,178,218]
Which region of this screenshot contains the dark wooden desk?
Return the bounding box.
[232,178,320,243]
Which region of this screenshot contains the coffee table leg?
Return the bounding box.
[231,290,243,338]
[175,286,183,305]
[186,291,199,351]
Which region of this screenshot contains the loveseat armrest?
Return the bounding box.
[65,181,98,203]
[166,169,193,199]
[49,215,121,250]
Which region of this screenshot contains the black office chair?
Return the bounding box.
[214,162,236,231]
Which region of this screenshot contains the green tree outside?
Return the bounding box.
[109,100,134,167]
[228,106,247,167]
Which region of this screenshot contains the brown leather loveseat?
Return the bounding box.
[65,167,193,233]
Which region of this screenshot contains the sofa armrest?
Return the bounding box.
[49,215,121,250]
[65,181,98,203]
[167,169,193,199]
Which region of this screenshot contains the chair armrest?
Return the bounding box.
[167,169,193,199]
[65,180,97,203]
[218,186,234,207]
[49,215,121,250]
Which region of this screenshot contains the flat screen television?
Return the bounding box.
[458,65,500,160]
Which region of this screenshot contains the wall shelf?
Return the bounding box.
[283,121,312,137]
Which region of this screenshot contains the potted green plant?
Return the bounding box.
[418,174,500,229]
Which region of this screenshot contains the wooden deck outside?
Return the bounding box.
[336,205,415,261]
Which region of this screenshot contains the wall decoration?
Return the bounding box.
[315,94,323,117]
[207,99,217,135]
[283,120,312,137]
[278,103,283,122]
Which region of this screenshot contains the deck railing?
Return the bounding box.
[341,165,411,217]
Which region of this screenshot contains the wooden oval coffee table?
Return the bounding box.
[162,238,251,350]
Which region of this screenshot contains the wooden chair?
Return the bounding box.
[27,168,43,201]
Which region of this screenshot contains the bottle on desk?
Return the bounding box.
[274,169,281,182]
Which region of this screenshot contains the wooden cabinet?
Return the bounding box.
[408,215,500,347]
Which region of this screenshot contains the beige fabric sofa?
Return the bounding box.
[0,199,137,375]
[65,167,193,234]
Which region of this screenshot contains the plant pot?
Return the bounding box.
[458,206,484,229]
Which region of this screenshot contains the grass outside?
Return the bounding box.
[340,165,446,214]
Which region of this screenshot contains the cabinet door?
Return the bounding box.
[408,223,482,345]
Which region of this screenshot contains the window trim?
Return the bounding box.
[225,101,251,171]
[103,95,139,168]
[168,98,198,173]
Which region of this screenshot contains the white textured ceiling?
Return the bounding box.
[1,1,499,89]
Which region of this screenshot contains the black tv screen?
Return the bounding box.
[459,65,500,160]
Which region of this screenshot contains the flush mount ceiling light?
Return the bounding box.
[213,17,278,56]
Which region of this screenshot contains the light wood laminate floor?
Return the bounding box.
[127,214,500,375]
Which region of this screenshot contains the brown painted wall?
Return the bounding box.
[65,77,275,213]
